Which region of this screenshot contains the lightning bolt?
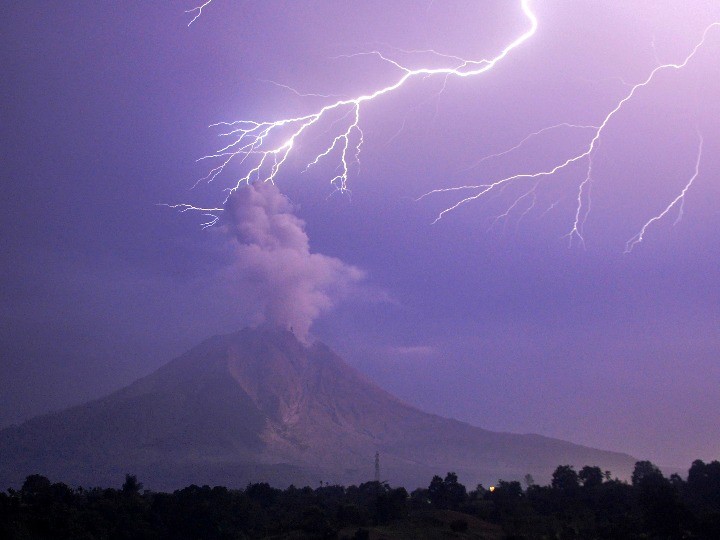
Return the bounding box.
[158,203,223,229]
[175,0,537,211]
[177,1,718,252]
[185,0,212,27]
[563,154,595,249]
[423,19,718,242]
[624,132,703,253]
[459,123,599,173]
[259,79,344,100]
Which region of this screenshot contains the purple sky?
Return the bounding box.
[2,1,719,469]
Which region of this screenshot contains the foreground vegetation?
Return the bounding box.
[2,460,719,539]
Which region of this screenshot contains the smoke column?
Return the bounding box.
[224,182,364,341]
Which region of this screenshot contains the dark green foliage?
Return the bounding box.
[3,460,720,538]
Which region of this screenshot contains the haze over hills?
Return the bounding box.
[0,326,637,490]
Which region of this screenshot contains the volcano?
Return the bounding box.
[0,327,636,490]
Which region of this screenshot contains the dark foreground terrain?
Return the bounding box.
[3,459,719,539]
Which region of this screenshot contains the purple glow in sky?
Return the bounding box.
[1,1,719,469]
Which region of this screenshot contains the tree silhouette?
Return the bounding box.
[5,460,720,538]
[631,460,663,487]
[551,465,580,492]
[427,472,467,510]
[579,465,604,488]
[20,475,51,499]
[122,474,143,495]
[523,473,535,489]
[631,460,686,536]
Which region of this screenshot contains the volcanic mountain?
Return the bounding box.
[0,327,636,490]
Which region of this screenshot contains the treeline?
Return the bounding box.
[1,459,719,539]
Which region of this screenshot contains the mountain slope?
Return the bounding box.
[0,327,636,490]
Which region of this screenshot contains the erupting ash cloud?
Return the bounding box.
[224,182,364,341]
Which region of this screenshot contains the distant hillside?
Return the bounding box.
[0,327,636,489]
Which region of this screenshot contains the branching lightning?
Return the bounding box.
[173,0,537,229]
[624,132,704,253]
[459,123,599,173]
[185,0,212,27]
[178,0,718,252]
[423,19,717,248]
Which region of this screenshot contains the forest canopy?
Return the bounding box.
[2,459,719,539]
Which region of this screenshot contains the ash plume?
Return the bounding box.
[224,182,364,341]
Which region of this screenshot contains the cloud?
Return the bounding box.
[224,182,364,341]
[389,345,437,357]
